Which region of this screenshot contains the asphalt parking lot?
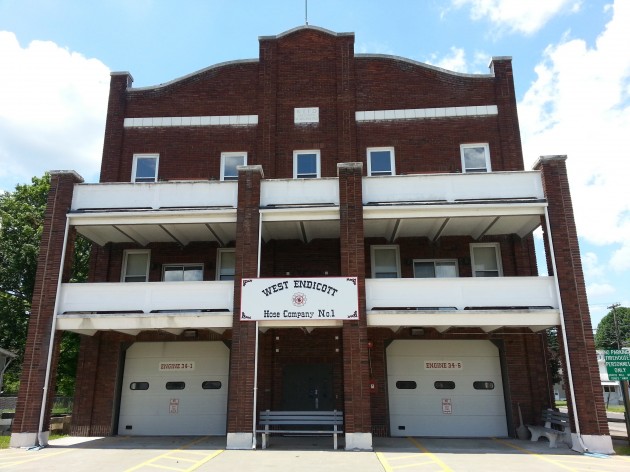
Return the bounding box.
[1,435,629,472]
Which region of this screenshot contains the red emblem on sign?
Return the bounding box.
[292,292,307,306]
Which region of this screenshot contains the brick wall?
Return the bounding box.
[13,172,82,434]
[535,156,608,435]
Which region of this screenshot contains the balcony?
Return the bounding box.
[366,276,560,332]
[362,172,546,240]
[69,181,239,246]
[55,281,234,335]
[71,180,238,211]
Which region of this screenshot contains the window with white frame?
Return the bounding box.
[413,259,458,278]
[293,150,320,179]
[162,264,204,282]
[371,245,400,278]
[470,243,502,277]
[367,147,395,176]
[132,154,159,182]
[460,144,491,173]
[220,152,247,181]
[122,250,150,282]
[216,249,236,281]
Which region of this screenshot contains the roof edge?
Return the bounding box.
[259,24,354,40]
[125,59,259,92]
[355,53,494,78]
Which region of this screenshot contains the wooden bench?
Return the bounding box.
[526,409,570,448]
[257,410,343,449]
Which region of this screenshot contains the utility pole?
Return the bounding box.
[609,303,630,445]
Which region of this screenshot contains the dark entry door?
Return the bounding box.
[282,364,334,411]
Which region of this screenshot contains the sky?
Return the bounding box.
[0,0,628,328]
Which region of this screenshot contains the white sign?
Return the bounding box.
[169,398,179,414]
[240,277,359,321]
[442,398,452,414]
[294,107,319,123]
[159,361,195,372]
[424,361,463,370]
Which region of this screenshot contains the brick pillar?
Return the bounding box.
[226,165,263,449]
[534,155,612,453]
[100,72,132,182]
[11,171,83,447]
[338,162,372,450]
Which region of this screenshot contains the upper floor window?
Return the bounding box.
[293,150,320,179]
[122,250,150,282]
[470,243,502,277]
[162,264,204,282]
[132,154,159,182]
[413,259,458,278]
[371,245,400,278]
[367,147,395,176]
[217,248,236,281]
[460,144,491,173]
[221,152,247,181]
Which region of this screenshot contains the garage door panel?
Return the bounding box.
[118,341,229,436]
[387,340,508,438]
[390,414,507,437]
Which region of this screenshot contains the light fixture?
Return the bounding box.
[183,329,198,338]
[410,328,424,336]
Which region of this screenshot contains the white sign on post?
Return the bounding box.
[240,277,359,321]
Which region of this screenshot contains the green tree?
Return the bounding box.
[595,306,630,350]
[0,174,90,395]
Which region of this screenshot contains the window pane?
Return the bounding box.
[473,381,495,390]
[219,251,236,280]
[434,381,455,389]
[130,382,149,390]
[163,266,183,281]
[125,253,148,282]
[297,153,317,177]
[374,248,398,278]
[223,155,245,180]
[473,247,498,273]
[370,150,392,175]
[396,381,417,389]
[136,157,157,181]
[435,261,457,278]
[202,381,222,390]
[165,381,185,390]
[463,147,487,172]
[183,266,203,281]
[414,262,435,278]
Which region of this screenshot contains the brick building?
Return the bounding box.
[11,26,612,453]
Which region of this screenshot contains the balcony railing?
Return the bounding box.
[71,181,238,211]
[365,276,558,311]
[363,171,544,204]
[261,178,340,207]
[58,281,234,314]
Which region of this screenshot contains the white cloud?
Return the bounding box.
[0,31,110,188]
[518,0,630,252]
[582,252,605,279]
[586,282,615,298]
[424,47,490,74]
[452,0,582,34]
[610,243,630,272]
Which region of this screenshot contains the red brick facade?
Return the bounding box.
[13,26,609,451]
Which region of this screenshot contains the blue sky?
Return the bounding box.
[0,0,628,328]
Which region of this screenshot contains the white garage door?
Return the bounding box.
[387,340,507,437]
[118,341,229,436]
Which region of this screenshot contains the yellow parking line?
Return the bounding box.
[145,464,184,471]
[407,437,454,472]
[0,448,74,469]
[492,438,578,471]
[124,437,223,472]
[376,452,395,472]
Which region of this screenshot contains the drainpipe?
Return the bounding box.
[544,207,588,452]
[251,211,263,449]
[37,216,71,447]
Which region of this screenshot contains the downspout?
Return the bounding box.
[251,210,263,449]
[544,207,588,452]
[37,216,71,447]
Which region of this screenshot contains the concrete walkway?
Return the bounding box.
[1,435,630,472]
